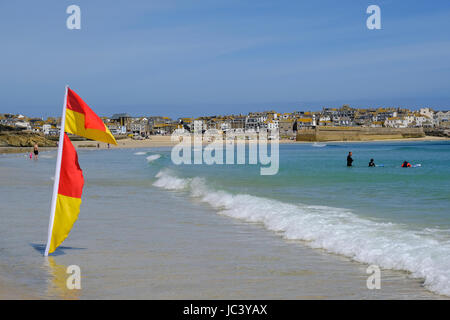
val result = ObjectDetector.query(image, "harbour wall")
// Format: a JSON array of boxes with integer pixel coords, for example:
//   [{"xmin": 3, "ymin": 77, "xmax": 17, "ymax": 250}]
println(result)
[{"xmin": 296, "ymin": 127, "xmax": 425, "ymax": 142}]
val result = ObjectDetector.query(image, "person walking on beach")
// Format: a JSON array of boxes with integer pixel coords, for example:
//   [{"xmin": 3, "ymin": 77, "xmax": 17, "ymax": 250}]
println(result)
[
  {"xmin": 347, "ymin": 152, "xmax": 353, "ymax": 167},
  {"xmin": 33, "ymin": 144, "xmax": 39, "ymax": 160},
  {"xmin": 368, "ymin": 159, "xmax": 375, "ymax": 167}
]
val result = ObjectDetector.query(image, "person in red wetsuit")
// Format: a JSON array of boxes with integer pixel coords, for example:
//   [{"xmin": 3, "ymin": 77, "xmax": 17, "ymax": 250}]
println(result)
[{"xmin": 401, "ymin": 161, "xmax": 412, "ymax": 168}]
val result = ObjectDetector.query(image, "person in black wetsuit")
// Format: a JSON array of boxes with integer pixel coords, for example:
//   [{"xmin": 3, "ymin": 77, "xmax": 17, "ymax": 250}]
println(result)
[
  {"xmin": 368, "ymin": 159, "xmax": 375, "ymax": 167},
  {"xmin": 347, "ymin": 152, "xmax": 353, "ymax": 167}
]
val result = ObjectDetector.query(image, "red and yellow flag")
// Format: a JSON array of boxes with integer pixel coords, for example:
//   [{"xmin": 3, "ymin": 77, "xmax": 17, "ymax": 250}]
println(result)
[
  {"xmin": 65, "ymin": 88, "xmax": 117, "ymax": 145},
  {"xmin": 47, "ymin": 133, "xmax": 84, "ymax": 254},
  {"xmin": 45, "ymin": 87, "xmax": 116, "ymax": 256}
]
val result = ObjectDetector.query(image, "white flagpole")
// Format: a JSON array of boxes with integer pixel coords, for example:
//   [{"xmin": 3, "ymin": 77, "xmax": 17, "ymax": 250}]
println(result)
[{"xmin": 44, "ymin": 85, "xmax": 69, "ymax": 256}]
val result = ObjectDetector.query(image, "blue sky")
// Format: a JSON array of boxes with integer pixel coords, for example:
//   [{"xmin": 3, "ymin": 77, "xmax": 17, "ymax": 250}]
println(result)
[{"xmin": 1, "ymin": 0, "xmax": 450, "ymax": 118}]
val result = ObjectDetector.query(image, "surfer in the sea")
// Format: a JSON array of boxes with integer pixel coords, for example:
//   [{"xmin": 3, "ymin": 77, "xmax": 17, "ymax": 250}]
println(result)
[
  {"xmin": 347, "ymin": 152, "xmax": 353, "ymax": 167},
  {"xmin": 401, "ymin": 161, "xmax": 412, "ymax": 168}
]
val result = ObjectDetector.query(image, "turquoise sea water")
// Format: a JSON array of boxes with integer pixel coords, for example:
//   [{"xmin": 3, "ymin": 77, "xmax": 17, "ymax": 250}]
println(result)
[
  {"xmin": 153, "ymin": 141, "xmax": 450, "ymax": 296},
  {"xmin": 166, "ymin": 141, "xmax": 450, "ymax": 229},
  {"xmin": 0, "ymin": 141, "xmax": 449, "ymax": 298}
]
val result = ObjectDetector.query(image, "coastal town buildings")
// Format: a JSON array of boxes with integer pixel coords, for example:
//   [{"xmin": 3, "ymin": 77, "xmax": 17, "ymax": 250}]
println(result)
[
  {"xmin": 111, "ymin": 113, "xmax": 132, "ymax": 130},
  {"xmin": 1, "ymin": 105, "xmax": 449, "ymax": 139},
  {"xmin": 435, "ymin": 111, "xmax": 450, "ymax": 127}
]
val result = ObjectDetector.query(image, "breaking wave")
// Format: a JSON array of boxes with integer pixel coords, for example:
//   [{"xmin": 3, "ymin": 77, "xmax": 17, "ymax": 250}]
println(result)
[
  {"xmin": 146, "ymin": 154, "xmax": 161, "ymax": 162},
  {"xmin": 312, "ymin": 143, "xmax": 327, "ymax": 148},
  {"xmin": 152, "ymin": 169, "xmax": 450, "ymax": 296}
]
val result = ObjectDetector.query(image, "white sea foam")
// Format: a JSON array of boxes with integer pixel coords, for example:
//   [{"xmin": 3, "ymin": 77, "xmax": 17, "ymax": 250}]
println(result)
[
  {"xmin": 134, "ymin": 151, "xmax": 147, "ymax": 155},
  {"xmin": 153, "ymin": 170, "xmax": 188, "ymax": 190},
  {"xmin": 312, "ymin": 143, "xmax": 327, "ymax": 147},
  {"xmin": 153, "ymin": 169, "xmax": 450, "ymax": 296},
  {"xmin": 146, "ymin": 154, "xmax": 161, "ymax": 162}
]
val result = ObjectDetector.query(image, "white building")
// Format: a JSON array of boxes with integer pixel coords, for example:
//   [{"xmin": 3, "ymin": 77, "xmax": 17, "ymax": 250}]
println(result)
[
  {"xmin": 42, "ymin": 124, "xmax": 51, "ymax": 135},
  {"xmin": 107, "ymin": 124, "xmax": 126, "ymax": 135},
  {"xmin": 384, "ymin": 117, "xmax": 408, "ymax": 128},
  {"xmin": 193, "ymin": 120, "xmax": 206, "ymax": 133},
  {"xmin": 220, "ymin": 121, "xmax": 232, "ymax": 132},
  {"xmin": 267, "ymin": 120, "xmax": 279, "ymax": 130},
  {"xmin": 405, "ymin": 114, "xmax": 433, "ymax": 127},
  {"xmin": 319, "ymin": 115, "xmax": 331, "ymax": 122},
  {"xmin": 435, "ymin": 111, "xmax": 450, "ymax": 127},
  {"xmin": 419, "ymin": 108, "xmax": 434, "ymax": 119},
  {"xmin": 15, "ymin": 121, "xmax": 31, "ymax": 130}
]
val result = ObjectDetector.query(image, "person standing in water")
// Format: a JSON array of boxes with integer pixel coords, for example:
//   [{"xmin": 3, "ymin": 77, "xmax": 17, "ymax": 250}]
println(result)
[
  {"xmin": 347, "ymin": 152, "xmax": 353, "ymax": 167},
  {"xmin": 368, "ymin": 159, "xmax": 375, "ymax": 167},
  {"xmin": 33, "ymin": 144, "xmax": 39, "ymax": 160}
]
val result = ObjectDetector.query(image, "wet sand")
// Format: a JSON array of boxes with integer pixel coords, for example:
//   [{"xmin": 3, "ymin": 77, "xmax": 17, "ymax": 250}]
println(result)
[{"xmin": 0, "ymin": 275, "xmax": 37, "ymax": 299}]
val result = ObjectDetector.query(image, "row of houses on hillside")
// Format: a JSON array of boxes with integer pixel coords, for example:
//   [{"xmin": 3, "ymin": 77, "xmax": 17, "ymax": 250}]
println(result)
[
  {"xmin": 0, "ymin": 113, "xmax": 60, "ymax": 135},
  {"xmin": 2, "ymin": 106, "xmax": 449, "ymax": 139}
]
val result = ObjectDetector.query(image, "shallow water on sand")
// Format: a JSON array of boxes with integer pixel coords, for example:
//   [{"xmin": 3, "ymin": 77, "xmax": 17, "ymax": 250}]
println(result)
[{"xmin": 0, "ymin": 141, "xmax": 448, "ymax": 299}]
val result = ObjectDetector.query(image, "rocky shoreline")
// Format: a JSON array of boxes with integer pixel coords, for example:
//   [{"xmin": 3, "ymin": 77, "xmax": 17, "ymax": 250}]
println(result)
[{"xmin": 0, "ymin": 124, "xmax": 57, "ymax": 148}]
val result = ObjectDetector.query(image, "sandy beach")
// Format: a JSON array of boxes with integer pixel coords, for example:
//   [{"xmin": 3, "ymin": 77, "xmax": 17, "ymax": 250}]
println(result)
[
  {"xmin": 74, "ymin": 135, "xmax": 450, "ymax": 148},
  {"xmin": 2, "ymin": 140, "xmax": 449, "ymax": 299},
  {"xmin": 0, "ymin": 135, "xmax": 448, "ymax": 154},
  {"xmin": 0, "ymin": 276, "xmax": 37, "ymax": 300}
]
